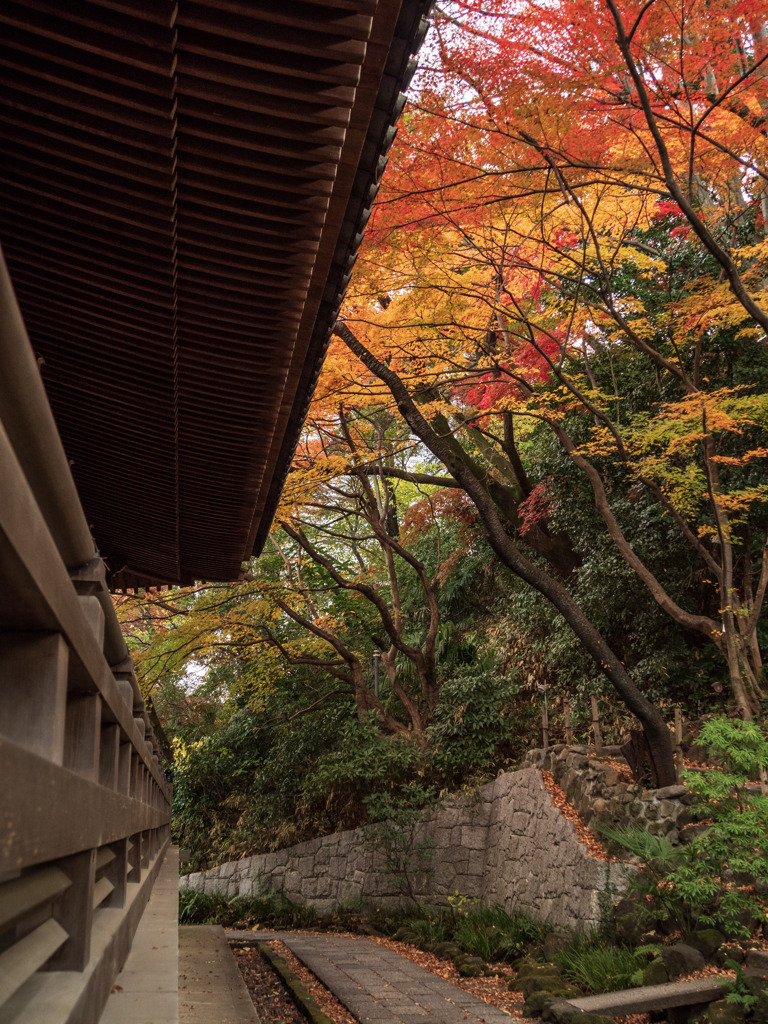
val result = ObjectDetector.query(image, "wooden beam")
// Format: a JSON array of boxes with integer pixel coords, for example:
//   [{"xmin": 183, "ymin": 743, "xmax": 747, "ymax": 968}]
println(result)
[
  {"xmin": 0, "ymin": 417, "xmax": 168, "ymax": 791},
  {"xmin": 63, "ymin": 694, "xmax": 101, "ymax": 781},
  {"xmin": 0, "ymin": 632, "xmax": 68, "ymax": 762},
  {"xmin": 0, "ymin": 739, "xmax": 168, "ymax": 872}
]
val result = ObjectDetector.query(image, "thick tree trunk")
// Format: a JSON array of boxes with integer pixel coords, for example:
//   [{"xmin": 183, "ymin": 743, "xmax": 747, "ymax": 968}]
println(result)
[{"xmin": 336, "ymin": 321, "xmax": 678, "ymax": 786}]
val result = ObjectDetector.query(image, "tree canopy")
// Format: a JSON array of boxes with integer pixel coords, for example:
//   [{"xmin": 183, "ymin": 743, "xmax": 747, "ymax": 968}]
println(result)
[{"xmin": 118, "ymin": 0, "xmax": 768, "ymax": 862}]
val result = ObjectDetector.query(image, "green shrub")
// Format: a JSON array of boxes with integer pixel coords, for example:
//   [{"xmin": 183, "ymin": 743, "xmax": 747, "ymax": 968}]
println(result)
[
  {"xmin": 399, "ymin": 911, "xmax": 452, "ymax": 948},
  {"xmin": 178, "ymin": 886, "xmax": 318, "ymax": 929},
  {"xmin": 554, "ymin": 936, "xmax": 646, "ymax": 993},
  {"xmin": 600, "ymin": 716, "xmax": 768, "ymax": 937},
  {"xmin": 454, "ymin": 905, "xmax": 549, "ymax": 961},
  {"xmin": 178, "ymin": 888, "xmax": 231, "ymax": 924}
]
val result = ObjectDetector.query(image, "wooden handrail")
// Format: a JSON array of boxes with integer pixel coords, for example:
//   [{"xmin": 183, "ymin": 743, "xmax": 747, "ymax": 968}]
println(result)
[{"xmin": 0, "ymin": 254, "xmax": 173, "ymax": 1023}]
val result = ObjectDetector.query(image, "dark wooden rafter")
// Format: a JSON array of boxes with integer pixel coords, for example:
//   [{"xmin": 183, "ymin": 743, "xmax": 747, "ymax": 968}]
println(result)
[{"xmin": 0, "ymin": 0, "xmax": 431, "ymax": 588}]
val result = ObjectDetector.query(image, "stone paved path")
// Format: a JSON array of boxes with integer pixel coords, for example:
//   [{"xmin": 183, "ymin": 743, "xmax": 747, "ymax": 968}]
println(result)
[{"xmin": 228, "ymin": 931, "xmax": 515, "ymax": 1024}]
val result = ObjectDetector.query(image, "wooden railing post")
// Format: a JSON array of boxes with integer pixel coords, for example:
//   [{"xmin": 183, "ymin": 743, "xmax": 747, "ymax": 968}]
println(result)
[
  {"xmin": 0, "ymin": 633, "xmax": 68, "ymax": 761},
  {"xmin": 99, "ymin": 724, "xmax": 120, "ymax": 789},
  {"xmin": 128, "ymin": 832, "xmax": 143, "ymax": 884},
  {"xmin": 64, "ymin": 693, "xmax": 102, "ymax": 780},
  {"xmin": 50, "ymin": 849, "xmax": 96, "ymax": 970},
  {"xmin": 104, "ymin": 838, "xmax": 129, "ymax": 909}
]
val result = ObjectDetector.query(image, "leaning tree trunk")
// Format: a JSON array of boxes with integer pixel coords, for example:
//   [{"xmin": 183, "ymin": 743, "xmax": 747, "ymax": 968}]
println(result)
[{"xmin": 336, "ymin": 321, "xmax": 678, "ymax": 786}]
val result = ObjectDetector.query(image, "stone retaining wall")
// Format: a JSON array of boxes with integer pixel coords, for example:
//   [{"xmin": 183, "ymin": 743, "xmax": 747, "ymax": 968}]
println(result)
[
  {"xmin": 182, "ymin": 758, "xmax": 682, "ymax": 929},
  {"xmin": 182, "ymin": 756, "xmax": 695, "ymax": 929},
  {"xmin": 531, "ymin": 744, "xmax": 696, "ymax": 842}
]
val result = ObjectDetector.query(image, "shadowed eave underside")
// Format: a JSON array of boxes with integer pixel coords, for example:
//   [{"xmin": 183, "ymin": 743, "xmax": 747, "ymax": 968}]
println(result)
[{"xmin": 0, "ymin": 0, "xmax": 429, "ymax": 588}]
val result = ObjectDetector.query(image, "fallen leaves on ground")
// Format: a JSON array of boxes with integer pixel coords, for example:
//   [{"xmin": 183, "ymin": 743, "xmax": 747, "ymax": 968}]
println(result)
[
  {"xmin": 370, "ymin": 935, "xmax": 527, "ymax": 1018},
  {"xmin": 680, "ymin": 966, "xmax": 735, "ymax": 981},
  {"xmin": 271, "ymin": 939, "xmax": 357, "ymax": 1024},
  {"xmin": 540, "ymin": 770, "xmax": 613, "ymax": 861},
  {"xmin": 233, "ymin": 945, "xmax": 307, "ymax": 1024}
]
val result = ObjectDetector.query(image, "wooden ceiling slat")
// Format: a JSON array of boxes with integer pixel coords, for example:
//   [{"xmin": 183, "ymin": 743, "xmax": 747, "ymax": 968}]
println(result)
[
  {"xmin": 176, "ymin": 71, "xmax": 356, "ymax": 115},
  {"xmin": 7, "ymin": 263, "xmax": 175, "ymax": 319},
  {"xmin": 0, "ymin": 0, "xmax": 429, "ymax": 586},
  {"xmin": 177, "ymin": 5, "xmax": 369, "ymax": 61},
  {"xmin": 2, "ymin": 147, "xmax": 173, "ymax": 213},
  {"xmin": 0, "ymin": 133, "xmax": 175, "ymax": 191},
  {"xmin": 2, "ymin": 1, "xmax": 176, "ymax": 72},
  {"xmin": 5, "ymin": 242, "xmax": 174, "ymax": 304},
  {"xmin": 0, "ymin": 46, "xmax": 174, "ymax": 113},
  {"xmin": 13, "ymin": 291, "xmax": 177, "ymax": 344},
  {"xmin": 178, "ymin": 35, "xmax": 362, "ymax": 88},
  {"xmin": 178, "ymin": 134, "xmax": 339, "ymax": 182},
  {"xmin": 0, "ymin": 101, "xmax": 175, "ymax": 161},
  {"xmin": 0, "ymin": 69, "xmax": 175, "ymax": 137},
  {"xmin": 183, "ymin": 0, "xmax": 374, "ymax": 40},
  {"xmin": 0, "ymin": 176, "xmax": 174, "ymax": 236}
]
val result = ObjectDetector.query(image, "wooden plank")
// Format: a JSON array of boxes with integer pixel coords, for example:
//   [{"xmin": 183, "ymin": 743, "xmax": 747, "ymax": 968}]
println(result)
[
  {"xmin": 0, "ymin": 866, "xmax": 71, "ymax": 931},
  {"xmin": 99, "ymin": 724, "xmax": 120, "ymax": 790},
  {"xmin": 103, "ymin": 838, "xmax": 128, "ymax": 909},
  {"xmin": 63, "ymin": 694, "xmax": 101, "ymax": 781},
  {"xmin": 0, "ymin": 917, "xmax": 68, "ymax": 1007},
  {"xmin": 0, "ymin": 632, "xmax": 68, "ymax": 762},
  {"xmin": 1, "ymin": 841, "xmax": 171, "ymax": 1024},
  {"xmin": 50, "ymin": 849, "xmax": 96, "ymax": 971},
  {"xmin": 0, "ymin": 420, "xmax": 168, "ymax": 792},
  {"xmin": 0, "ymin": 739, "xmax": 169, "ymax": 872},
  {"xmin": 92, "ymin": 876, "xmax": 114, "ymax": 910},
  {"xmin": 77, "ymin": 596, "xmax": 105, "ymax": 652},
  {"xmin": 117, "ymin": 742, "xmax": 132, "ymax": 796}
]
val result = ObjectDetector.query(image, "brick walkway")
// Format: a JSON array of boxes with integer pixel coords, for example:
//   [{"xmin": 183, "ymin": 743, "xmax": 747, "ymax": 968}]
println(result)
[{"xmin": 228, "ymin": 931, "xmax": 516, "ymax": 1024}]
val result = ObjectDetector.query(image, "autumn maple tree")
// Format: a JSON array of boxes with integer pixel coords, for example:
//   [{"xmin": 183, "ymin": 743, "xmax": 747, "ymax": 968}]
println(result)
[
  {"xmin": 325, "ymin": 0, "xmax": 768, "ymax": 785},
  {"xmin": 118, "ymin": 404, "xmax": 477, "ymax": 743}
]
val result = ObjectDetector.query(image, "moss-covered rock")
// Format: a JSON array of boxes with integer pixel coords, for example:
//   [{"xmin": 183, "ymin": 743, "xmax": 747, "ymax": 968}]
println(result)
[
  {"xmin": 696, "ymin": 999, "xmax": 745, "ymax": 1024},
  {"xmin": 543, "ymin": 932, "xmax": 572, "ymax": 960},
  {"xmin": 686, "ymin": 929, "xmax": 726, "ymax": 960},
  {"xmin": 431, "ymin": 941, "xmax": 462, "ymax": 960},
  {"xmin": 523, "ymin": 988, "xmax": 581, "ymax": 1019},
  {"xmin": 510, "ymin": 963, "xmax": 563, "ymax": 996},
  {"xmin": 660, "ymin": 943, "xmax": 706, "ymax": 979},
  {"xmin": 642, "ymin": 960, "xmax": 670, "ymax": 986},
  {"xmin": 455, "ymin": 955, "xmax": 486, "ymax": 977},
  {"xmin": 612, "ymin": 897, "xmax": 653, "ymax": 945}
]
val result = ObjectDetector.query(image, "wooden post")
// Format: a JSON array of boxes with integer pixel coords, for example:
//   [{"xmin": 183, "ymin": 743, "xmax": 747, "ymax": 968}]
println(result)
[
  {"xmin": 117, "ymin": 741, "xmax": 132, "ymax": 795},
  {"xmin": 590, "ymin": 696, "xmax": 603, "ymax": 754},
  {"xmin": 0, "ymin": 633, "xmax": 68, "ymax": 763},
  {"xmin": 64, "ymin": 694, "xmax": 102, "ymax": 781},
  {"xmin": 78, "ymin": 595, "xmax": 105, "ymax": 651},
  {"xmin": 50, "ymin": 849, "xmax": 96, "ymax": 970},
  {"xmin": 105, "ymin": 838, "xmax": 128, "ymax": 908},
  {"xmin": 674, "ymin": 707, "xmax": 684, "ymax": 782},
  {"xmin": 99, "ymin": 724, "xmax": 120, "ymax": 789},
  {"xmin": 564, "ymin": 701, "xmax": 573, "ymax": 745},
  {"xmin": 128, "ymin": 833, "xmax": 142, "ymax": 884},
  {"xmin": 542, "ymin": 699, "xmax": 549, "ymax": 751}
]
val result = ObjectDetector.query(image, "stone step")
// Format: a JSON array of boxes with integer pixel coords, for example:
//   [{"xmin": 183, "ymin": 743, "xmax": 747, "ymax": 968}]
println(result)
[{"xmin": 567, "ymin": 977, "xmax": 729, "ymax": 1016}]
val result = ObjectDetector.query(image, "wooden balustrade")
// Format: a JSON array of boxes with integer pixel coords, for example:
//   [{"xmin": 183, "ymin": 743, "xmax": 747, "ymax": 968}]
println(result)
[{"xmin": 0, "ymin": 262, "xmax": 173, "ymax": 1023}]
